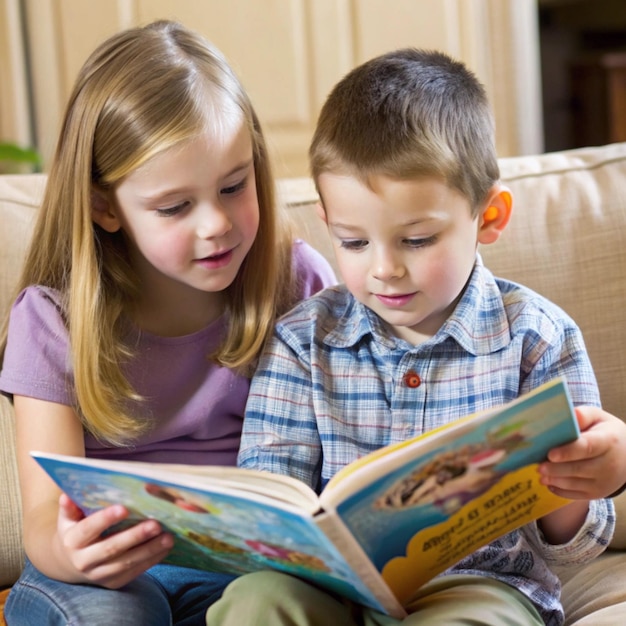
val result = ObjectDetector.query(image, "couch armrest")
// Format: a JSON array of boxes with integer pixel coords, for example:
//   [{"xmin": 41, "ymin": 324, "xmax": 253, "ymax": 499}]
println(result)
[
  {"xmin": 608, "ymin": 491, "xmax": 626, "ymax": 551},
  {"xmin": 0, "ymin": 394, "xmax": 23, "ymax": 587}
]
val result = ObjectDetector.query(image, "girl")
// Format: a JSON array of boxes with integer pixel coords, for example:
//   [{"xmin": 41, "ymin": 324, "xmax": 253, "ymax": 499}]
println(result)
[{"xmin": 0, "ymin": 20, "xmax": 335, "ymax": 626}]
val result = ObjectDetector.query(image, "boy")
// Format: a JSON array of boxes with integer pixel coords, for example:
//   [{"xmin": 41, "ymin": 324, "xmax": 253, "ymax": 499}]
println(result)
[{"xmin": 207, "ymin": 49, "xmax": 619, "ymax": 626}]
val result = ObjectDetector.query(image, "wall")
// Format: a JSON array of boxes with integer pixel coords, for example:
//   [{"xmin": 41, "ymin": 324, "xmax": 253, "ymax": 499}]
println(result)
[
  {"xmin": 0, "ymin": 0, "xmax": 32, "ymax": 148},
  {"xmin": 1, "ymin": 0, "xmax": 543, "ymax": 177}
]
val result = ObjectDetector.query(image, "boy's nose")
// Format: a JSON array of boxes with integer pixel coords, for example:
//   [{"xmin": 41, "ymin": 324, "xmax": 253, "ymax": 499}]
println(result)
[{"xmin": 372, "ymin": 251, "xmax": 404, "ymax": 281}]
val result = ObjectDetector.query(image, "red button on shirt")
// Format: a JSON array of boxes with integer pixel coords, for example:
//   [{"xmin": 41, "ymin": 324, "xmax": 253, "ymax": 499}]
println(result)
[{"xmin": 403, "ymin": 371, "xmax": 421, "ymax": 388}]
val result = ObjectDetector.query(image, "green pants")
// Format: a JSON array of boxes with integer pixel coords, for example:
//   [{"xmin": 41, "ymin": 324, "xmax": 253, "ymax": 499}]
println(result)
[{"xmin": 205, "ymin": 572, "xmax": 545, "ymax": 626}]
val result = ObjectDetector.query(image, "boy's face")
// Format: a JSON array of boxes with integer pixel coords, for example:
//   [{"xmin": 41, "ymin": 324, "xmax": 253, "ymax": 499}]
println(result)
[{"xmin": 317, "ymin": 173, "xmax": 482, "ymax": 344}]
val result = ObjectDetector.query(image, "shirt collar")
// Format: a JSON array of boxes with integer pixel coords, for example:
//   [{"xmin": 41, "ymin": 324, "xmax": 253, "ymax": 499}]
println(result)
[
  {"xmin": 324, "ymin": 255, "xmax": 512, "ymax": 355},
  {"xmin": 441, "ymin": 254, "xmax": 512, "ymax": 355}
]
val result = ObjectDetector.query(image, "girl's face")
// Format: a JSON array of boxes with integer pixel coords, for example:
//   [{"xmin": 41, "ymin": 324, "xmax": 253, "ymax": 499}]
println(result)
[{"xmin": 96, "ymin": 120, "xmax": 260, "ymax": 332}]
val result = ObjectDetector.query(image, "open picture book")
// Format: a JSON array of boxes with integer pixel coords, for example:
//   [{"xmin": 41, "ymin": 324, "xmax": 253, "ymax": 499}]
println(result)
[{"xmin": 33, "ymin": 377, "xmax": 578, "ymax": 618}]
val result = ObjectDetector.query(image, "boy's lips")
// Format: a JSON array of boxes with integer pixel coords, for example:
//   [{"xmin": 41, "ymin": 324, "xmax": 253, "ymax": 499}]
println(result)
[{"xmin": 375, "ymin": 292, "xmax": 416, "ymax": 307}]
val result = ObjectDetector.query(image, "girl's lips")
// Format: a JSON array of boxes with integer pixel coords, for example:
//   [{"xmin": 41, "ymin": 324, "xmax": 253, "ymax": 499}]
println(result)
[
  {"xmin": 375, "ymin": 292, "xmax": 416, "ymax": 307},
  {"xmin": 194, "ymin": 248, "xmax": 234, "ymax": 269}
]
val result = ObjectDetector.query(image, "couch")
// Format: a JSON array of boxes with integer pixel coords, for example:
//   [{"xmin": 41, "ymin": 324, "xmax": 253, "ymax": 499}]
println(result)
[{"xmin": 1, "ymin": 142, "xmax": 626, "ymax": 623}]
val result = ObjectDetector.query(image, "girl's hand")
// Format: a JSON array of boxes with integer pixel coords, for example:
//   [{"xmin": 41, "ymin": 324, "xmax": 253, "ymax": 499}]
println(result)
[
  {"xmin": 14, "ymin": 395, "xmax": 173, "ymax": 585},
  {"xmin": 57, "ymin": 493, "xmax": 174, "ymax": 588},
  {"xmin": 538, "ymin": 406, "xmax": 626, "ymax": 500}
]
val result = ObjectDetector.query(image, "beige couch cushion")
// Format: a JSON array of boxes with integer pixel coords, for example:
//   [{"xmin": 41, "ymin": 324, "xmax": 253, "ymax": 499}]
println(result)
[
  {"xmin": 559, "ymin": 550, "xmax": 626, "ymax": 625},
  {"xmin": 490, "ymin": 144, "xmax": 626, "ymax": 419},
  {"xmin": 0, "ymin": 174, "xmax": 45, "ymax": 320},
  {"xmin": 0, "ymin": 395, "xmax": 21, "ymax": 588},
  {"xmin": 0, "ymin": 175, "xmax": 45, "ymax": 587}
]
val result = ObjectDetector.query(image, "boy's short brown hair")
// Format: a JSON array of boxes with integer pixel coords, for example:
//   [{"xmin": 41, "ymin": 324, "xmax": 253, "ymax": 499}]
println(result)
[{"xmin": 309, "ymin": 48, "xmax": 500, "ymax": 214}]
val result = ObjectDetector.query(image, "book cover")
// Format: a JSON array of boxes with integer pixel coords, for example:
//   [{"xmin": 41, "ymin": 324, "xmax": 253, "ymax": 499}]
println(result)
[
  {"xmin": 33, "ymin": 453, "xmax": 391, "ymax": 613},
  {"xmin": 322, "ymin": 378, "xmax": 578, "ymax": 604}
]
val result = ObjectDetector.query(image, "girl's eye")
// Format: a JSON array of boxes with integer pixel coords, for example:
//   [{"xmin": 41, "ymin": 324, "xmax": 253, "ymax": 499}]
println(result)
[
  {"xmin": 155, "ymin": 202, "xmax": 189, "ymax": 217},
  {"xmin": 221, "ymin": 179, "xmax": 247, "ymax": 195},
  {"xmin": 405, "ymin": 235, "xmax": 437, "ymax": 248},
  {"xmin": 339, "ymin": 239, "xmax": 368, "ymax": 251}
]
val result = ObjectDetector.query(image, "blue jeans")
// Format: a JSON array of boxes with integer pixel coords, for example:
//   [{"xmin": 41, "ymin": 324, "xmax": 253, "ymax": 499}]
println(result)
[{"xmin": 5, "ymin": 558, "xmax": 236, "ymax": 625}]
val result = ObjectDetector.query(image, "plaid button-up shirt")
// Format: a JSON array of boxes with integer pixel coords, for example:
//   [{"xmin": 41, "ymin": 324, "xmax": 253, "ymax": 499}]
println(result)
[{"xmin": 239, "ymin": 256, "xmax": 614, "ymax": 625}]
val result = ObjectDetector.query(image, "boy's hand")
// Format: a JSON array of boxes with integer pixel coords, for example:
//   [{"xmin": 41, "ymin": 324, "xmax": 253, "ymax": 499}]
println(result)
[
  {"xmin": 538, "ymin": 406, "xmax": 626, "ymax": 500},
  {"xmin": 57, "ymin": 493, "xmax": 174, "ymax": 588}
]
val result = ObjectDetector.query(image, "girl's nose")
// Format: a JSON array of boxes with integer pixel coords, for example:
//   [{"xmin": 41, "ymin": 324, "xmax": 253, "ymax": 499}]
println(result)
[{"xmin": 196, "ymin": 204, "xmax": 232, "ymax": 239}]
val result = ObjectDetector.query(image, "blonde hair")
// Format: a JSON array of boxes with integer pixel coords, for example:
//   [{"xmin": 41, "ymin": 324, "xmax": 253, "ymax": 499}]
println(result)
[
  {"xmin": 0, "ymin": 20, "xmax": 295, "ymax": 444},
  {"xmin": 310, "ymin": 49, "xmax": 499, "ymax": 214}
]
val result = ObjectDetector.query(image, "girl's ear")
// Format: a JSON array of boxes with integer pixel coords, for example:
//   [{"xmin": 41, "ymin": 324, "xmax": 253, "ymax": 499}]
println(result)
[
  {"xmin": 315, "ymin": 201, "xmax": 328, "ymax": 225},
  {"xmin": 477, "ymin": 185, "xmax": 512, "ymax": 245},
  {"xmin": 91, "ymin": 187, "xmax": 121, "ymax": 233}
]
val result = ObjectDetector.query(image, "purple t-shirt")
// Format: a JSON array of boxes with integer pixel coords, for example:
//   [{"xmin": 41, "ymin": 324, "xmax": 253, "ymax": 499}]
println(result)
[{"xmin": 0, "ymin": 240, "xmax": 336, "ymax": 466}]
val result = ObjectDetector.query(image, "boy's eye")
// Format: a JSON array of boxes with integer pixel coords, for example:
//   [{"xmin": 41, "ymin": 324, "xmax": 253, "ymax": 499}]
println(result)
[
  {"xmin": 221, "ymin": 179, "xmax": 247, "ymax": 195},
  {"xmin": 155, "ymin": 201, "xmax": 189, "ymax": 217},
  {"xmin": 405, "ymin": 235, "xmax": 437, "ymax": 248},
  {"xmin": 339, "ymin": 239, "xmax": 368, "ymax": 251}
]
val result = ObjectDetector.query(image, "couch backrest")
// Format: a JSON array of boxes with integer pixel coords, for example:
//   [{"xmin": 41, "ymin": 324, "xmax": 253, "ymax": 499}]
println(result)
[
  {"xmin": 0, "ymin": 175, "xmax": 45, "ymax": 586},
  {"xmin": 0, "ymin": 175, "xmax": 46, "ymax": 321},
  {"xmin": 488, "ymin": 143, "xmax": 626, "ymax": 418},
  {"xmin": 0, "ymin": 144, "xmax": 625, "ymax": 417}
]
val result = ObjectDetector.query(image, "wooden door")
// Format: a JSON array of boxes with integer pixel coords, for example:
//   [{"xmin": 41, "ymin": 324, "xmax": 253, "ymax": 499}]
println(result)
[{"xmin": 19, "ymin": 0, "xmax": 543, "ymax": 177}]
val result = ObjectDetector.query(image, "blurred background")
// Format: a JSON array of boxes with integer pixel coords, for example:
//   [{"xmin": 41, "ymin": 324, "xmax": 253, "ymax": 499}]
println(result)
[{"xmin": 1, "ymin": 0, "xmax": 625, "ymax": 177}]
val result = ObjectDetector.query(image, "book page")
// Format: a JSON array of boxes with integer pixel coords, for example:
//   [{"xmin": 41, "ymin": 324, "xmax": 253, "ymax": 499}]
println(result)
[
  {"xmin": 32, "ymin": 451, "xmax": 392, "ymax": 614},
  {"xmin": 32, "ymin": 453, "xmax": 320, "ymax": 511},
  {"xmin": 315, "ymin": 511, "xmax": 407, "ymax": 618}
]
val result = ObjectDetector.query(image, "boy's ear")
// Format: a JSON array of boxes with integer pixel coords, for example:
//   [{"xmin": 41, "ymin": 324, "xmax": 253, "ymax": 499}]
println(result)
[
  {"xmin": 91, "ymin": 186, "xmax": 121, "ymax": 233},
  {"xmin": 477, "ymin": 185, "xmax": 512, "ymax": 245},
  {"xmin": 315, "ymin": 201, "xmax": 328, "ymax": 225}
]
